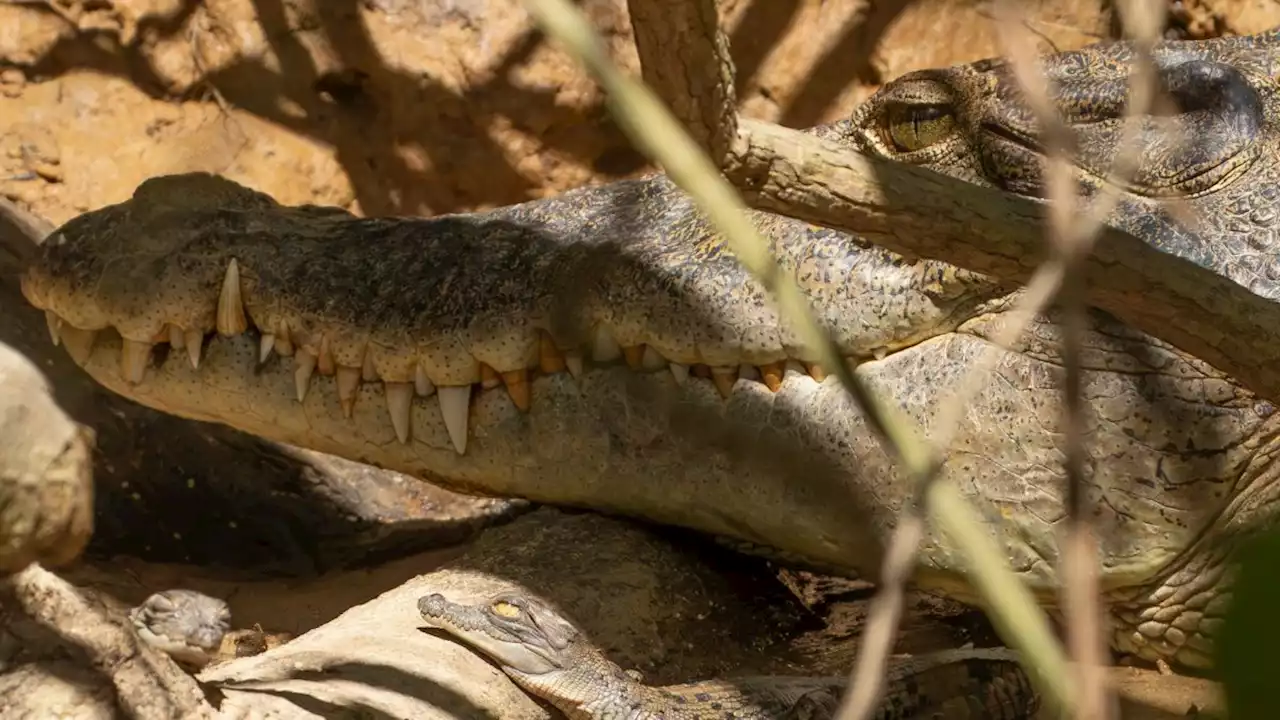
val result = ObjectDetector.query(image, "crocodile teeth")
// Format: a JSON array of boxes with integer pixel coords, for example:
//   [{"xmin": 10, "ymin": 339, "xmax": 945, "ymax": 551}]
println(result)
[
  {"xmin": 275, "ymin": 321, "xmax": 294, "ymax": 356},
  {"xmin": 45, "ymin": 311, "xmax": 61, "ymax": 346},
  {"xmin": 385, "ymin": 382, "xmax": 413, "ymax": 444},
  {"xmin": 784, "ymin": 359, "xmax": 806, "ymax": 378},
  {"xmin": 591, "ymin": 326, "xmax": 621, "ymax": 362},
  {"xmin": 539, "ymin": 333, "xmax": 566, "ymax": 374},
  {"xmin": 759, "ymin": 362, "xmax": 783, "ymax": 392},
  {"xmin": 502, "ymin": 369, "xmax": 530, "ymax": 411},
  {"xmin": 641, "ymin": 346, "xmax": 666, "ymax": 370},
  {"xmin": 415, "ymin": 364, "xmax": 436, "ymax": 396},
  {"xmin": 121, "ymin": 339, "xmax": 153, "ymax": 384},
  {"xmin": 294, "ymin": 350, "xmax": 317, "ymax": 402},
  {"xmin": 361, "ymin": 352, "xmax": 378, "ymax": 382},
  {"xmin": 564, "ymin": 351, "xmax": 584, "ymax": 379},
  {"xmin": 317, "ymin": 335, "xmax": 335, "ymax": 376},
  {"xmin": 622, "ymin": 344, "xmax": 644, "ymax": 370},
  {"xmin": 804, "ymin": 361, "xmax": 827, "ymax": 382},
  {"xmin": 216, "ymin": 259, "xmax": 248, "ymax": 336},
  {"xmin": 336, "ymin": 365, "xmax": 361, "ymax": 418},
  {"xmin": 711, "ymin": 366, "xmax": 737, "ymax": 398},
  {"xmin": 438, "ymin": 385, "xmax": 471, "ymax": 454},
  {"xmin": 479, "ymin": 363, "xmax": 501, "ymax": 389},
  {"xmin": 184, "ymin": 330, "xmax": 204, "ymax": 369},
  {"xmin": 669, "ymin": 362, "xmax": 688, "ymax": 385},
  {"xmin": 168, "ymin": 325, "xmax": 186, "ymax": 350},
  {"xmin": 259, "ymin": 334, "xmax": 275, "ymax": 363},
  {"xmin": 60, "ymin": 326, "xmax": 96, "ymax": 364}
]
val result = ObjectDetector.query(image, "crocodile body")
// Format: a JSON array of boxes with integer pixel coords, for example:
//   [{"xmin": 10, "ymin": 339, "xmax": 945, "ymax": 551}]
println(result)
[
  {"xmin": 417, "ymin": 591, "xmax": 1038, "ymax": 719},
  {"xmin": 20, "ymin": 31, "xmax": 1280, "ymax": 668}
]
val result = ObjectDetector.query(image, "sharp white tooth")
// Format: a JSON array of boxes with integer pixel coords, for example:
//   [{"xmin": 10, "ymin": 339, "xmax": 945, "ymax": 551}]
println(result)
[
  {"xmin": 120, "ymin": 339, "xmax": 152, "ymax": 384},
  {"xmin": 564, "ymin": 351, "xmax": 584, "ymax": 379},
  {"xmin": 216, "ymin": 258, "xmax": 249, "ymax": 336},
  {"xmin": 591, "ymin": 326, "xmax": 621, "ymax": 362},
  {"xmin": 385, "ymin": 382, "xmax": 413, "ymax": 444},
  {"xmin": 275, "ymin": 321, "xmax": 294, "ymax": 356},
  {"xmin": 336, "ymin": 366, "xmax": 361, "ymax": 418},
  {"xmin": 415, "ymin": 364, "xmax": 436, "ymax": 396},
  {"xmin": 437, "ymin": 385, "xmax": 471, "ymax": 455},
  {"xmin": 60, "ymin": 326, "xmax": 97, "ymax": 364},
  {"xmin": 294, "ymin": 350, "xmax": 317, "ymax": 403},
  {"xmin": 317, "ymin": 335, "xmax": 334, "ymax": 375},
  {"xmin": 873, "ymin": 348, "xmax": 887, "ymax": 361},
  {"xmin": 641, "ymin": 346, "xmax": 667, "ymax": 370},
  {"xmin": 184, "ymin": 330, "xmax": 204, "ymax": 369},
  {"xmin": 669, "ymin": 362, "xmax": 689, "ymax": 385},
  {"xmin": 169, "ymin": 325, "xmax": 186, "ymax": 349},
  {"xmin": 45, "ymin": 311, "xmax": 61, "ymax": 346},
  {"xmin": 362, "ymin": 351, "xmax": 378, "ymax": 382},
  {"xmin": 259, "ymin": 333, "xmax": 275, "ymax": 363}
]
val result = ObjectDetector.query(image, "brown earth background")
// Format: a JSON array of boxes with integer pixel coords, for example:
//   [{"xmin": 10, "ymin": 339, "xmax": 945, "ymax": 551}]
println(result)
[{"xmin": 3, "ymin": 0, "xmax": 1277, "ymax": 230}]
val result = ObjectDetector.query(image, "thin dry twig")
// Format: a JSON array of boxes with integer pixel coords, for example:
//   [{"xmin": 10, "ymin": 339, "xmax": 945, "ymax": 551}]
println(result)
[
  {"xmin": 520, "ymin": 0, "xmax": 1077, "ymax": 715},
  {"xmin": 992, "ymin": 2, "xmax": 1166, "ymax": 718}
]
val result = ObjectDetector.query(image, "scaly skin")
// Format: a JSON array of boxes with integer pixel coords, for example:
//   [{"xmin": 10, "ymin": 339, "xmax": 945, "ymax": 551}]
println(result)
[
  {"xmin": 20, "ymin": 32, "xmax": 1280, "ymax": 668},
  {"xmin": 129, "ymin": 588, "xmax": 232, "ymax": 668},
  {"xmin": 418, "ymin": 591, "xmax": 1038, "ymax": 719}
]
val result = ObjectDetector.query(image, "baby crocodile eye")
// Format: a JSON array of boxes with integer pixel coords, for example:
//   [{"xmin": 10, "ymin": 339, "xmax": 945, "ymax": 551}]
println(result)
[
  {"xmin": 492, "ymin": 601, "xmax": 522, "ymax": 618},
  {"xmin": 884, "ymin": 103, "xmax": 957, "ymax": 152}
]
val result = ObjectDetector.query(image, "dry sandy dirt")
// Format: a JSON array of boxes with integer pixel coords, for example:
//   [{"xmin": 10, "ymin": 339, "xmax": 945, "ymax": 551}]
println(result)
[{"xmin": 1, "ymin": 0, "xmax": 1277, "ymax": 718}]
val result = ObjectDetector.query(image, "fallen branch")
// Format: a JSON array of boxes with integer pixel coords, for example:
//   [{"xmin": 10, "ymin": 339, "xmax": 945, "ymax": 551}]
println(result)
[
  {"xmin": 724, "ymin": 119, "xmax": 1280, "ymax": 405},
  {"xmin": 0, "ymin": 564, "xmax": 215, "ymax": 719}
]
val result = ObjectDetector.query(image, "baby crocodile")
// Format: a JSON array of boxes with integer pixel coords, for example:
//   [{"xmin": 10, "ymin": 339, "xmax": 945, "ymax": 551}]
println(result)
[
  {"xmin": 417, "ymin": 591, "xmax": 1039, "ymax": 719},
  {"xmin": 129, "ymin": 588, "xmax": 232, "ymax": 668}
]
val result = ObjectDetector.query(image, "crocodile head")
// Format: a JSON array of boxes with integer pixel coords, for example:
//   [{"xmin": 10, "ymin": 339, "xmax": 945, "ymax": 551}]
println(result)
[
  {"xmin": 129, "ymin": 588, "xmax": 232, "ymax": 668},
  {"xmin": 21, "ymin": 31, "xmax": 1280, "ymax": 668},
  {"xmin": 417, "ymin": 592, "xmax": 583, "ymax": 677}
]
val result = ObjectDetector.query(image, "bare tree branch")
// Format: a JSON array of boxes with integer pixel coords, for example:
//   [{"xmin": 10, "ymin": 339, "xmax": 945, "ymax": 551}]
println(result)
[
  {"xmin": 724, "ymin": 119, "xmax": 1280, "ymax": 405},
  {"xmin": 0, "ymin": 565, "xmax": 216, "ymax": 718},
  {"xmin": 625, "ymin": 0, "xmax": 738, "ymax": 164}
]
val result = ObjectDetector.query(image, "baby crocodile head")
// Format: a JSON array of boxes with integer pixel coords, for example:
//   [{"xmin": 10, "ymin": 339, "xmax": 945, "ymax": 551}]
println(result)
[
  {"xmin": 129, "ymin": 588, "xmax": 232, "ymax": 668},
  {"xmin": 417, "ymin": 591, "xmax": 581, "ymax": 678}
]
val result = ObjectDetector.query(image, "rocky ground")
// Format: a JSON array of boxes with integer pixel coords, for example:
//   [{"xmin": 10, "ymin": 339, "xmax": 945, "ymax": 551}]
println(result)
[{"xmin": 0, "ymin": 0, "xmax": 1273, "ymax": 717}]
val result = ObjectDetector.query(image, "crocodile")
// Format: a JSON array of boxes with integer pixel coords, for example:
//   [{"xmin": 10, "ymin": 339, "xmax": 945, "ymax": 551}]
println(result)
[
  {"xmin": 19, "ymin": 30, "xmax": 1280, "ymax": 670},
  {"xmin": 128, "ymin": 588, "xmax": 232, "ymax": 669},
  {"xmin": 416, "ymin": 590, "xmax": 1039, "ymax": 719}
]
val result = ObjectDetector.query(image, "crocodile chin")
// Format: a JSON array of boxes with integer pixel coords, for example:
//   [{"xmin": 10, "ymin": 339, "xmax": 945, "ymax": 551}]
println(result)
[{"xmin": 22, "ymin": 30, "xmax": 1280, "ymax": 669}]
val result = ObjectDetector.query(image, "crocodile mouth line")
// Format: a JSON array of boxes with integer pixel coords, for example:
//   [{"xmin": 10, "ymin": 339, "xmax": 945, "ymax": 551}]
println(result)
[{"xmin": 27, "ymin": 257, "xmax": 894, "ymax": 456}]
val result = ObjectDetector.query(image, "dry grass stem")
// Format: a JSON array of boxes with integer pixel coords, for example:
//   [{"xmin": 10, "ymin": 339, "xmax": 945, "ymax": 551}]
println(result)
[{"xmin": 992, "ymin": 1, "xmax": 1166, "ymax": 717}]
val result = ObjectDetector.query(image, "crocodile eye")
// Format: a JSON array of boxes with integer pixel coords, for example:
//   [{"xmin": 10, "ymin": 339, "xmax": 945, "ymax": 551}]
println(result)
[
  {"xmin": 884, "ymin": 103, "xmax": 956, "ymax": 152},
  {"xmin": 492, "ymin": 601, "xmax": 522, "ymax": 618}
]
